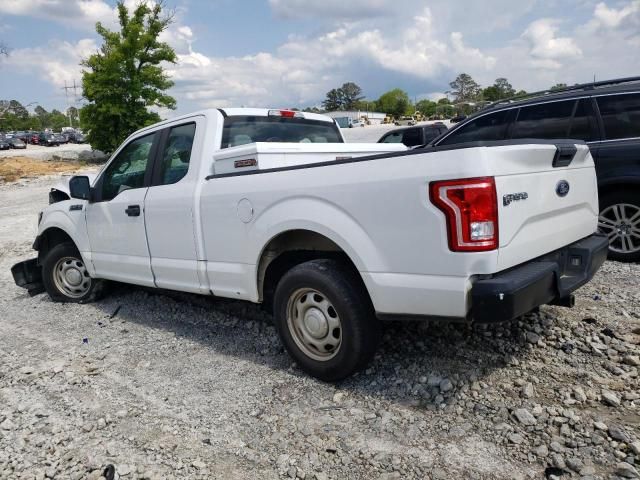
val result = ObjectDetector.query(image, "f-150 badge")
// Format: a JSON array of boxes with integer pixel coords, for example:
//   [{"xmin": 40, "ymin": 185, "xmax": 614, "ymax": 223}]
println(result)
[{"xmin": 503, "ymin": 192, "xmax": 528, "ymax": 206}]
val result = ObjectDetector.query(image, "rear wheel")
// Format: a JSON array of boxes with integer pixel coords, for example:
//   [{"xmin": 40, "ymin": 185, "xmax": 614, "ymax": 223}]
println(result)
[
  {"xmin": 42, "ymin": 242, "xmax": 105, "ymax": 303},
  {"xmin": 273, "ymin": 259, "xmax": 381, "ymax": 381},
  {"xmin": 598, "ymin": 190, "xmax": 640, "ymax": 262}
]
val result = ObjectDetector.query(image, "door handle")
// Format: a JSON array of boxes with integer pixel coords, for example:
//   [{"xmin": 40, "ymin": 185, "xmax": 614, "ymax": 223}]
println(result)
[{"xmin": 125, "ymin": 205, "xmax": 141, "ymax": 217}]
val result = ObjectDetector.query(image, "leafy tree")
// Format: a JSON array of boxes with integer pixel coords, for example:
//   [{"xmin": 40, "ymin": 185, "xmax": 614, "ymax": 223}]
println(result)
[
  {"xmin": 376, "ymin": 89, "xmax": 410, "ymax": 118},
  {"xmin": 437, "ymin": 97, "xmax": 450, "ymax": 105},
  {"xmin": 494, "ymin": 78, "xmax": 515, "ymax": 98},
  {"xmin": 550, "ymin": 83, "xmax": 567, "ymax": 91},
  {"xmin": 80, "ymin": 1, "xmax": 176, "ymax": 153},
  {"xmin": 322, "ymin": 88, "xmax": 342, "ymax": 111},
  {"xmin": 67, "ymin": 106, "xmax": 79, "ymax": 127},
  {"xmin": 449, "ymin": 73, "xmax": 480, "ymax": 103},
  {"xmin": 515, "ymin": 89, "xmax": 527, "ymax": 96},
  {"xmin": 339, "ymin": 82, "xmax": 364, "ymax": 110},
  {"xmin": 415, "ymin": 99, "xmax": 436, "ymax": 117}
]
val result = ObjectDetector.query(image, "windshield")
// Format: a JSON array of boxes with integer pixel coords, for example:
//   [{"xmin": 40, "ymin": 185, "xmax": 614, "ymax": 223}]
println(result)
[{"xmin": 221, "ymin": 115, "xmax": 343, "ymax": 149}]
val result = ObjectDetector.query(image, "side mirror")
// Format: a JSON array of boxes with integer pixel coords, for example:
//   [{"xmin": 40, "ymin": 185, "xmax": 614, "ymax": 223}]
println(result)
[{"xmin": 69, "ymin": 176, "xmax": 91, "ymax": 201}]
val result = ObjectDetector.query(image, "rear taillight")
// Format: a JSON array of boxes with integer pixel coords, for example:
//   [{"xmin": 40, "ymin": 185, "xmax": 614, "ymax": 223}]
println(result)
[{"xmin": 430, "ymin": 177, "xmax": 498, "ymax": 252}]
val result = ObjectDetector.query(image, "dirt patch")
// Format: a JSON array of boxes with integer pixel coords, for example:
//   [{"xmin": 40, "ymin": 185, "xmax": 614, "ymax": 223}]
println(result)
[{"xmin": 0, "ymin": 156, "xmax": 84, "ymax": 182}]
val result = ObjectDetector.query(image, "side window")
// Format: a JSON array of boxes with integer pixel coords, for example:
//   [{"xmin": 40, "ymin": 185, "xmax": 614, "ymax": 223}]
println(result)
[
  {"xmin": 438, "ymin": 110, "xmax": 511, "ymax": 145},
  {"xmin": 568, "ymin": 99, "xmax": 596, "ymax": 141},
  {"xmin": 157, "ymin": 123, "xmax": 196, "ymax": 185},
  {"xmin": 511, "ymin": 100, "xmax": 575, "ymax": 139},
  {"xmin": 380, "ymin": 131, "xmax": 403, "ymax": 143},
  {"xmin": 597, "ymin": 93, "xmax": 640, "ymax": 140},
  {"xmin": 101, "ymin": 133, "xmax": 155, "ymax": 201},
  {"xmin": 402, "ymin": 128, "xmax": 423, "ymax": 146}
]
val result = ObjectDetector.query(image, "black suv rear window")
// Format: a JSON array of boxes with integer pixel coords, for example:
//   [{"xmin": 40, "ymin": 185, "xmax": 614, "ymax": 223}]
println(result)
[
  {"xmin": 221, "ymin": 116, "xmax": 343, "ymax": 148},
  {"xmin": 597, "ymin": 93, "xmax": 640, "ymax": 140}
]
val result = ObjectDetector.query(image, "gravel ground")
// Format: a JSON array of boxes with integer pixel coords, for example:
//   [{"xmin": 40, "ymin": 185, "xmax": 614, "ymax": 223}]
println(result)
[{"xmin": 0, "ymin": 174, "xmax": 639, "ymax": 480}]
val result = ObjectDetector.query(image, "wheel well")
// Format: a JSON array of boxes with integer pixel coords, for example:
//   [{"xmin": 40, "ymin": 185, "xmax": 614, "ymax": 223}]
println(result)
[
  {"xmin": 36, "ymin": 227, "xmax": 76, "ymax": 263},
  {"xmin": 258, "ymin": 230, "xmax": 363, "ymax": 309}
]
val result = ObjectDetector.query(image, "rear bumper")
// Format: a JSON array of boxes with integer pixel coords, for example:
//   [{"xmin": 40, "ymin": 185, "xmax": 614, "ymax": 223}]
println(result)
[
  {"xmin": 11, "ymin": 258, "xmax": 45, "ymax": 296},
  {"xmin": 471, "ymin": 233, "xmax": 608, "ymax": 323}
]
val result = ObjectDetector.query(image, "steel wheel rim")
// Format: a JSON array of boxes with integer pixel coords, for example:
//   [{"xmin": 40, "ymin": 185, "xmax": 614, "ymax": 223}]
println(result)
[
  {"xmin": 598, "ymin": 203, "xmax": 640, "ymax": 254},
  {"xmin": 286, "ymin": 288, "xmax": 342, "ymax": 362},
  {"xmin": 52, "ymin": 256, "xmax": 91, "ymax": 298}
]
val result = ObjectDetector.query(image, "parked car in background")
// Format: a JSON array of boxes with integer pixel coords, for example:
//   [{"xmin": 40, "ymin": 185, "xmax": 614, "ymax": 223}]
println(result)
[
  {"xmin": 394, "ymin": 116, "xmax": 417, "ymax": 126},
  {"xmin": 450, "ymin": 115, "xmax": 467, "ymax": 123},
  {"xmin": 14, "ymin": 131, "xmax": 30, "ymax": 143},
  {"xmin": 8, "ymin": 137, "xmax": 27, "ymax": 149},
  {"xmin": 430, "ymin": 76, "xmax": 640, "ymax": 262},
  {"xmin": 38, "ymin": 133, "xmax": 59, "ymax": 147},
  {"xmin": 28, "ymin": 133, "xmax": 40, "ymax": 145},
  {"xmin": 68, "ymin": 132, "xmax": 86, "ymax": 143},
  {"xmin": 0, "ymin": 137, "xmax": 10, "ymax": 150},
  {"xmin": 54, "ymin": 133, "xmax": 68, "ymax": 144},
  {"xmin": 378, "ymin": 124, "xmax": 449, "ymax": 147}
]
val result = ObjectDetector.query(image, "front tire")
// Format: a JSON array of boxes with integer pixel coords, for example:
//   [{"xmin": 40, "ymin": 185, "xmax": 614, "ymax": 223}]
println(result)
[
  {"xmin": 598, "ymin": 190, "xmax": 640, "ymax": 262},
  {"xmin": 42, "ymin": 242, "xmax": 104, "ymax": 303},
  {"xmin": 273, "ymin": 259, "xmax": 381, "ymax": 381}
]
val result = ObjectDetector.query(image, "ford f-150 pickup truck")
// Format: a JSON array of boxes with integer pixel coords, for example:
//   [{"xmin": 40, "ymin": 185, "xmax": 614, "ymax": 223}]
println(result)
[{"xmin": 12, "ymin": 108, "xmax": 608, "ymax": 381}]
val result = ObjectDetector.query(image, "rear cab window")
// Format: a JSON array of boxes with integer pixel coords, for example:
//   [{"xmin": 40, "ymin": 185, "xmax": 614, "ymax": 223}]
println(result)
[
  {"xmin": 221, "ymin": 116, "xmax": 343, "ymax": 148},
  {"xmin": 596, "ymin": 93, "xmax": 640, "ymax": 140}
]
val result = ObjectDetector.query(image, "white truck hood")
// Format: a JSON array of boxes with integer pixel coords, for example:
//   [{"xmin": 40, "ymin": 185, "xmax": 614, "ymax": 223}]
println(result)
[{"xmin": 51, "ymin": 173, "xmax": 98, "ymax": 197}]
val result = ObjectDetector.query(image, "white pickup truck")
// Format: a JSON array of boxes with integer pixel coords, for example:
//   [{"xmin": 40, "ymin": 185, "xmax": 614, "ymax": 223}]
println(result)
[{"xmin": 12, "ymin": 108, "xmax": 608, "ymax": 380}]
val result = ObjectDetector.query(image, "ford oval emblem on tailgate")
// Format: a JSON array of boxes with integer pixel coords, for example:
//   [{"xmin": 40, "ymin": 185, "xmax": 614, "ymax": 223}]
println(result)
[{"xmin": 556, "ymin": 180, "xmax": 570, "ymax": 197}]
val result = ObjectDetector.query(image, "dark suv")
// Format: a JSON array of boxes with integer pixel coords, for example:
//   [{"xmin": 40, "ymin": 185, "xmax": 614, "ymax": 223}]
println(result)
[
  {"xmin": 378, "ymin": 124, "xmax": 448, "ymax": 147},
  {"xmin": 430, "ymin": 77, "xmax": 640, "ymax": 262}
]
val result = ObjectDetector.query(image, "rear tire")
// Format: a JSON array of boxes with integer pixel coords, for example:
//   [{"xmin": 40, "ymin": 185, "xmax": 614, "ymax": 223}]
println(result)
[
  {"xmin": 273, "ymin": 259, "xmax": 381, "ymax": 382},
  {"xmin": 598, "ymin": 190, "xmax": 640, "ymax": 263},
  {"xmin": 42, "ymin": 242, "xmax": 105, "ymax": 303}
]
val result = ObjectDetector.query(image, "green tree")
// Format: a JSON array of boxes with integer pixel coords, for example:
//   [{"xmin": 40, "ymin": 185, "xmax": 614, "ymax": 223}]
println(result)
[
  {"xmin": 415, "ymin": 99, "xmax": 437, "ymax": 118},
  {"xmin": 322, "ymin": 88, "xmax": 342, "ymax": 111},
  {"xmin": 550, "ymin": 83, "xmax": 567, "ymax": 91},
  {"xmin": 376, "ymin": 88, "xmax": 410, "ymax": 118},
  {"xmin": 339, "ymin": 82, "xmax": 364, "ymax": 110},
  {"xmin": 80, "ymin": 1, "xmax": 176, "ymax": 153},
  {"xmin": 449, "ymin": 73, "xmax": 480, "ymax": 103}
]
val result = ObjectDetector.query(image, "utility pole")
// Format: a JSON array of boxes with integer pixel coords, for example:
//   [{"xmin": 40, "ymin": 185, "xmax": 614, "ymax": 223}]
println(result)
[{"xmin": 62, "ymin": 80, "xmax": 80, "ymax": 128}]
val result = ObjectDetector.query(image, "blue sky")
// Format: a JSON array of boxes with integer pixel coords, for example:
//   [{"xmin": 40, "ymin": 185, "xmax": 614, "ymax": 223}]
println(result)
[{"xmin": 0, "ymin": 0, "xmax": 638, "ymax": 117}]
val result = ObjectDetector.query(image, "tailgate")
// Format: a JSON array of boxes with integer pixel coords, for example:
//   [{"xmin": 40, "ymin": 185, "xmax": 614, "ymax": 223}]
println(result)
[{"xmin": 494, "ymin": 143, "xmax": 598, "ymax": 270}]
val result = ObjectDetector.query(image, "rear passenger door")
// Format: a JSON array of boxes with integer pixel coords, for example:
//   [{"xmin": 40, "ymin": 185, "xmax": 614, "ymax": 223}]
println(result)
[
  {"xmin": 509, "ymin": 99, "xmax": 599, "ymax": 142},
  {"xmin": 591, "ymin": 93, "xmax": 640, "ymax": 184},
  {"xmin": 144, "ymin": 119, "xmax": 205, "ymax": 294}
]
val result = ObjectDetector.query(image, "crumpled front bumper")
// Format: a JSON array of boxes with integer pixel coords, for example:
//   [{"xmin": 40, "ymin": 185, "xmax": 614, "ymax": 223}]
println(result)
[
  {"xmin": 471, "ymin": 233, "xmax": 609, "ymax": 323},
  {"xmin": 11, "ymin": 258, "xmax": 44, "ymax": 296}
]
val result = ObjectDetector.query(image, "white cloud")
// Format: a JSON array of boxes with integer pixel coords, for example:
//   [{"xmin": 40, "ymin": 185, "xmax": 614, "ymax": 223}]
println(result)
[
  {"xmin": 522, "ymin": 18, "xmax": 582, "ymax": 63},
  {"xmin": 268, "ymin": 0, "xmax": 390, "ymax": 19},
  {"xmin": 3, "ymin": 38, "xmax": 97, "ymax": 105},
  {"xmin": 0, "ymin": 0, "xmax": 116, "ymax": 31},
  {"xmin": 590, "ymin": 0, "xmax": 640, "ymax": 28}
]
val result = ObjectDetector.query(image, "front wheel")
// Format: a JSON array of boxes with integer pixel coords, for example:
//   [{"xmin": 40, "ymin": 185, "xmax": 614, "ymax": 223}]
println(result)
[
  {"xmin": 42, "ymin": 242, "xmax": 105, "ymax": 303},
  {"xmin": 273, "ymin": 259, "xmax": 381, "ymax": 381},
  {"xmin": 598, "ymin": 190, "xmax": 640, "ymax": 262}
]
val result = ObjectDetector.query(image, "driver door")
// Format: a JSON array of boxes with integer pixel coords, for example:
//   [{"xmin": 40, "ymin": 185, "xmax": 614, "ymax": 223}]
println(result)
[{"xmin": 85, "ymin": 131, "xmax": 159, "ymax": 286}]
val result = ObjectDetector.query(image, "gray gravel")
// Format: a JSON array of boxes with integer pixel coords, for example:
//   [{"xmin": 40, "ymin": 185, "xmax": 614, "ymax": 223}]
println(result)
[{"xmin": 0, "ymin": 174, "xmax": 639, "ymax": 479}]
